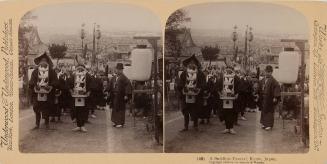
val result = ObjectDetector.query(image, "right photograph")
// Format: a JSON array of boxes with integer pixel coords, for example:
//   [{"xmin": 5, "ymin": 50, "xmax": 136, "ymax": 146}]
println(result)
[{"xmin": 164, "ymin": 2, "xmax": 309, "ymax": 153}]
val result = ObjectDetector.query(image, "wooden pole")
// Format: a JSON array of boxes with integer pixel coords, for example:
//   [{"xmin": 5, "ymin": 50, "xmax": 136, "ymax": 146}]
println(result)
[
  {"xmin": 281, "ymin": 39, "xmax": 307, "ymax": 146},
  {"xmin": 133, "ymin": 36, "xmax": 160, "ymax": 144},
  {"xmin": 295, "ymin": 41, "xmax": 306, "ymax": 146}
]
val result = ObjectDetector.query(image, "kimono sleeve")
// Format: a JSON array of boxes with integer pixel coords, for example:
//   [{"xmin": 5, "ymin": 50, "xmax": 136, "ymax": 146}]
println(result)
[
  {"xmin": 273, "ymin": 78, "xmax": 281, "ymax": 100},
  {"xmin": 58, "ymin": 76, "xmax": 66, "ymax": 90},
  {"xmin": 108, "ymin": 77, "xmax": 114, "ymax": 92},
  {"xmin": 67, "ymin": 75, "xmax": 75, "ymax": 90},
  {"xmin": 234, "ymin": 75, "xmax": 240, "ymax": 95},
  {"xmin": 49, "ymin": 69, "xmax": 59, "ymax": 89},
  {"xmin": 177, "ymin": 71, "xmax": 186, "ymax": 93},
  {"xmin": 216, "ymin": 75, "xmax": 223, "ymax": 93},
  {"xmin": 197, "ymin": 71, "xmax": 206, "ymax": 91},
  {"xmin": 85, "ymin": 73, "xmax": 92, "ymax": 92},
  {"xmin": 28, "ymin": 69, "xmax": 38, "ymax": 90},
  {"xmin": 124, "ymin": 76, "xmax": 132, "ymax": 96}
]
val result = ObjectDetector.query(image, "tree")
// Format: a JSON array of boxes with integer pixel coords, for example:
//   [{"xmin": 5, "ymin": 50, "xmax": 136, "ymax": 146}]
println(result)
[
  {"xmin": 165, "ymin": 9, "xmax": 191, "ymax": 58},
  {"xmin": 166, "ymin": 9, "xmax": 191, "ymax": 31},
  {"xmin": 201, "ymin": 46, "xmax": 220, "ymax": 64},
  {"xmin": 48, "ymin": 43, "xmax": 68, "ymax": 66}
]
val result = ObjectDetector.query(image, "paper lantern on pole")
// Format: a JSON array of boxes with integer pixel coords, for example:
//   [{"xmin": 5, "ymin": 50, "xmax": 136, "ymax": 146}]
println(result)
[
  {"xmin": 130, "ymin": 48, "xmax": 153, "ymax": 81},
  {"xmin": 278, "ymin": 49, "xmax": 300, "ymax": 83}
]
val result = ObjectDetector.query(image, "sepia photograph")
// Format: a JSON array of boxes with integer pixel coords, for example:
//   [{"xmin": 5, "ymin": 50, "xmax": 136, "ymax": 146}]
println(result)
[
  {"xmin": 0, "ymin": 0, "xmax": 327, "ymax": 163},
  {"xmin": 164, "ymin": 2, "xmax": 309, "ymax": 153},
  {"xmin": 18, "ymin": 3, "xmax": 163, "ymax": 153}
]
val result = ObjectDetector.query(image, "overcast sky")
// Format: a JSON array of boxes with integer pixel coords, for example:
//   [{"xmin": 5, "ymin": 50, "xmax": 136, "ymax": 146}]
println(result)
[
  {"xmin": 183, "ymin": 2, "xmax": 309, "ymax": 37},
  {"xmin": 26, "ymin": 3, "xmax": 161, "ymax": 36}
]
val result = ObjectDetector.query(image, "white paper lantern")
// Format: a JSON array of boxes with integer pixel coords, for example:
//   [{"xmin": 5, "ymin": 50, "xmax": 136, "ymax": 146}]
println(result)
[
  {"xmin": 278, "ymin": 51, "xmax": 300, "ymax": 83},
  {"xmin": 130, "ymin": 48, "xmax": 153, "ymax": 81},
  {"xmin": 123, "ymin": 65, "xmax": 133, "ymax": 80},
  {"xmin": 272, "ymin": 68, "xmax": 280, "ymax": 82}
]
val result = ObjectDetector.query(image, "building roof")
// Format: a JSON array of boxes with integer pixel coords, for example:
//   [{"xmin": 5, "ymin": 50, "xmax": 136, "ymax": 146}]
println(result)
[
  {"xmin": 21, "ymin": 26, "xmax": 48, "ymax": 55},
  {"xmin": 176, "ymin": 28, "xmax": 196, "ymax": 48},
  {"xmin": 166, "ymin": 28, "xmax": 202, "ymax": 60}
]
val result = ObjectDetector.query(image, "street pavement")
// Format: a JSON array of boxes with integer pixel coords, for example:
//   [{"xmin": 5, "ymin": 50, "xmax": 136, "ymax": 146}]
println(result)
[
  {"xmin": 165, "ymin": 108, "xmax": 308, "ymax": 153},
  {"xmin": 19, "ymin": 107, "xmax": 162, "ymax": 153}
]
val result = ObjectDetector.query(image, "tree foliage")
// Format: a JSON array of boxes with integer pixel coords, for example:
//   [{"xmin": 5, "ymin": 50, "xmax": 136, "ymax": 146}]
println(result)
[
  {"xmin": 201, "ymin": 46, "xmax": 220, "ymax": 61},
  {"xmin": 48, "ymin": 43, "xmax": 68, "ymax": 65},
  {"xmin": 166, "ymin": 9, "xmax": 190, "ymax": 31},
  {"xmin": 165, "ymin": 9, "xmax": 190, "ymax": 58}
]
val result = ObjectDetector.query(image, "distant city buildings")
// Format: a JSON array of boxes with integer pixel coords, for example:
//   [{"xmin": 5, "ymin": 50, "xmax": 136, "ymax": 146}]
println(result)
[{"xmin": 19, "ymin": 22, "xmax": 162, "ymax": 72}]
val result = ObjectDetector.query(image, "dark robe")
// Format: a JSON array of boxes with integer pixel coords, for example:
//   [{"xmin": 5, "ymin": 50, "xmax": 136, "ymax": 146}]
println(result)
[
  {"xmin": 177, "ymin": 70, "xmax": 206, "ymax": 128},
  {"xmin": 259, "ymin": 76, "xmax": 281, "ymax": 127},
  {"xmin": 29, "ymin": 68, "xmax": 58, "ymax": 104},
  {"xmin": 216, "ymin": 74, "xmax": 240, "ymax": 129},
  {"xmin": 209, "ymin": 73, "xmax": 223, "ymax": 119},
  {"xmin": 67, "ymin": 72, "xmax": 92, "ymax": 122},
  {"xmin": 235, "ymin": 76, "xmax": 251, "ymax": 115},
  {"xmin": 58, "ymin": 73, "xmax": 72, "ymax": 110},
  {"xmin": 96, "ymin": 76, "xmax": 106, "ymax": 107},
  {"xmin": 88, "ymin": 75, "xmax": 98, "ymax": 110},
  {"xmin": 109, "ymin": 73, "xmax": 132, "ymax": 125},
  {"xmin": 29, "ymin": 67, "xmax": 58, "ymax": 126},
  {"xmin": 199, "ymin": 87, "xmax": 211, "ymax": 120}
]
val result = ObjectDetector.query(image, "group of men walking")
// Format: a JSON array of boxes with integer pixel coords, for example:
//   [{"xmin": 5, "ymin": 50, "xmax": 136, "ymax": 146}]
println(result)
[
  {"xmin": 177, "ymin": 55, "xmax": 281, "ymax": 134},
  {"xmin": 28, "ymin": 52, "xmax": 281, "ymax": 135},
  {"xmin": 28, "ymin": 52, "xmax": 132, "ymax": 132}
]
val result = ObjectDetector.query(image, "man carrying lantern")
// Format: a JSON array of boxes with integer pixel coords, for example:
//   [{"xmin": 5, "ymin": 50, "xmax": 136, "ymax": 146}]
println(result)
[
  {"xmin": 177, "ymin": 55, "xmax": 206, "ymax": 131},
  {"xmin": 69, "ymin": 64, "xmax": 92, "ymax": 132},
  {"xmin": 217, "ymin": 66, "xmax": 240, "ymax": 134},
  {"xmin": 259, "ymin": 65, "xmax": 281, "ymax": 131},
  {"xmin": 109, "ymin": 63, "xmax": 132, "ymax": 128},
  {"xmin": 29, "ymin": 52, "xmax": 58, "ymax": 130}
]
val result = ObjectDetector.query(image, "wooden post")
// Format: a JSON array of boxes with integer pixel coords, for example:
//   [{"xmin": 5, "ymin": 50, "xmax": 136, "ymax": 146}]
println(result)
[
  {"xmin": 281, "ymin": 39, "xmax": 307, "ymax": 146},
  {"xmin": 133, "ymin": 35, "xmax": 161, "ymax": 144},
  {"xmin": 295, "ymin": 41, "xmax": 306, "ymax": 145}
]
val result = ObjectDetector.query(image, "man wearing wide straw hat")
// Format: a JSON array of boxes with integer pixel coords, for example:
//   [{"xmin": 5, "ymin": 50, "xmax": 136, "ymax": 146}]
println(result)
[
  {"xmin": 109, "ymin": 63, "xmax": 132, "ymax": 128},
  {"xmin": 29, "ymin": 52, "xmax": 58, "ymax": 130}
]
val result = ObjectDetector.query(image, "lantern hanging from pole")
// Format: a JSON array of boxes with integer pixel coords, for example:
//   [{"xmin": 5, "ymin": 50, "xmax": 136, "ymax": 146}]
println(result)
[
  {"xmin": 278, "ymin": 48, "xmax": 300, "ymax": 83},
  {"xmin": 129, "ymin": 47, "xmax": 153, "ymax": 81}
]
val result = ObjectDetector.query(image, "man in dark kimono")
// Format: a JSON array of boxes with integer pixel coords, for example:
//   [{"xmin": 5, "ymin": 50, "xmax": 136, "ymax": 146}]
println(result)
[
  {"xmin": 234, "ymin": 71, "xmax": 251, "ymax": 125},
  {"xmin": 69, "ymin": 64, "xmax": 92, "ymax": 132},
  {"xmin": 259, "ymin": 65, "xmax": 281, "ymax": 131},
  {"xmin": 87, "ymin": 69, "xmax": 97, "ymax": 119},
  {"xmin": 211, "ymin": 67, "xmax": 223, "ymax": 120},
  {"xmin": 177, "ymin": 55, "xmax": 206, "ymax": 131},
  {"xmin": 58, "ymin": 67, "xmax": 72, "ymax": 118},
  {"xmin": 29, "ymin": 52, "xmax": 58, "ymax": 129},
  {"xmin": 109, "ymin": 63, "xmax": 132, "ymax": 128},
  {"xmin": 199, "ymin": 84, "xmax": 211, "ymax": 124},
  {"xmin": 217, "ymin": 67, "xmax": 240, "ymax": 134}
]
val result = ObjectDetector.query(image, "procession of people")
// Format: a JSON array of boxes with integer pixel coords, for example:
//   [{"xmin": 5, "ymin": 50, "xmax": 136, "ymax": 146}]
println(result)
[
  {"xmin": 28, "ymin": 52, "xmax": 141, "ymax": 133},
  {"xmin": 173, "ymin": 54, "xmax": 284, "ymax": 134}
]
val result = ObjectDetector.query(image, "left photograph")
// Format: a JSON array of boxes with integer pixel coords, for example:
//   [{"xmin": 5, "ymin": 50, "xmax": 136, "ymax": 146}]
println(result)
[{"xmin": 18, "ymin": 3, "xmax": 163, "ymax": 153}]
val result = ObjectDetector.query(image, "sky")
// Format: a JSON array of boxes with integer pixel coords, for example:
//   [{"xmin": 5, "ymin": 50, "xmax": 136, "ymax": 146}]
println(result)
[
  {"xmin": 183, "ymin": 2, "xmax": 309, "ymax": 37},
  {"xmin": 24, "ymin": 3, "xmax": 161, "ymax": 36}
]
